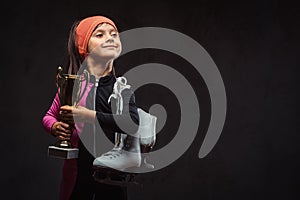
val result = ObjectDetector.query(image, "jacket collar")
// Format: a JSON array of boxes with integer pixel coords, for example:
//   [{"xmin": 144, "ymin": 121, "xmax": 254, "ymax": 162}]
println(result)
[{"xmin": 89, "ymin": 72, "xmax": 115, "ymax": 86}]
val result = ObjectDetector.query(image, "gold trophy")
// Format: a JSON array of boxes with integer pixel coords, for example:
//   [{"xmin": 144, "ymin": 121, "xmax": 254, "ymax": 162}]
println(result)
[{"xmin": 48, "ymin": 66, "xmax": 90, "ymax": 159}]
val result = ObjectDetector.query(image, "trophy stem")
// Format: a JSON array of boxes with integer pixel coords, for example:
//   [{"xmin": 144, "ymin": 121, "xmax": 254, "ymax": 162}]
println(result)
[{"xmin": 55, "ymin": 140, "xmax": 73, "ymax": 148}]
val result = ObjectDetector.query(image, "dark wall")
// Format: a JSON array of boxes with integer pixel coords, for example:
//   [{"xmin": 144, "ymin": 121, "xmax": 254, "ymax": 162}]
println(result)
[{"xmin": 2, "ymin": 0, "xmax": 299, "ymax": 199}]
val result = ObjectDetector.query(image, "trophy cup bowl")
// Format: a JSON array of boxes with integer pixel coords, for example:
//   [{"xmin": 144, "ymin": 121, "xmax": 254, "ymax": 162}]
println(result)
[{"xmin": 48, "ymin": 66, "xmax": 89, "ymax": 159}]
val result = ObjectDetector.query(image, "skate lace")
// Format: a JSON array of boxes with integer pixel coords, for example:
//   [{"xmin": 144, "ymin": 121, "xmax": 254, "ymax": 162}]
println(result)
[
  {"xmin": 108, "ymin": 77, "xmax": 131, "ymax": 114},
  {"xmin": 102, "ymin": 149, "xmax": 122, "ymax": 159}
]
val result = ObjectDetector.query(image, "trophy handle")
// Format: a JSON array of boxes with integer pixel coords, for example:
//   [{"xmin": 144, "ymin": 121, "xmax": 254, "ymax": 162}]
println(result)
[
  {"xmin": 55, "ymin": 66, "xmax": 63, "ymax": 89},
  {"xmin": 55, "ymin": 66, "xmax": 90, "ymax": 107},
  {"xmin": 73, "ymin": 69, "xmax": 90, "ymax": 107}
]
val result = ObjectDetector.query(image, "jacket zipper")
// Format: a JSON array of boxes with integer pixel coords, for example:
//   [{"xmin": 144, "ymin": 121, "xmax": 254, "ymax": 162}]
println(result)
[{"xmin": 92, "ymin": 79, "xmax": 99, "ymax": 157}]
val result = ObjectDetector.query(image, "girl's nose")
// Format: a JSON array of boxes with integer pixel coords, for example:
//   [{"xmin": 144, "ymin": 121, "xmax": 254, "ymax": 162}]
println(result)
[{"xmin": 106, "ymin": 36, "xmax": 114, "ymax": 43}]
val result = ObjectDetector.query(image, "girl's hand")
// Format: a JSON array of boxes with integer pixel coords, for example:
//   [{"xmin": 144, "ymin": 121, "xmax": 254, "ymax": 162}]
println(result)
[
  {"xmin": 60, "ymin": 105, "xmax": 96, "ymax": 124},
  {"xmin": 51, "ymin": 121, "xmax": 72, "ymax": 141}
]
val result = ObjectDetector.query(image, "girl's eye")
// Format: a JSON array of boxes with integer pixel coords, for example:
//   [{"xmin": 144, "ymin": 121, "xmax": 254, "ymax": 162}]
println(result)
[
  {"xmin": 96, "ymin": 33, "xmax": 103, "ymax": 37},
  {"xmin": 111, "ymin": 32, "xmax": 118, "ymax": 37}
]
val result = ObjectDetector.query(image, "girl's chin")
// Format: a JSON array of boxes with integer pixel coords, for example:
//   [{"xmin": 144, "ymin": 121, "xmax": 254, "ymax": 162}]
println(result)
[{"xmin": 87, "ymin": 53, "xmax": 120, "ymax": 60}]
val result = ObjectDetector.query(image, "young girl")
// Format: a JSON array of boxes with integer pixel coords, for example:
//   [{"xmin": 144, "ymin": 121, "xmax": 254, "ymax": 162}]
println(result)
[{"xmin": 42, "ymin": 15, "xmax": 140, "ymax": 200}]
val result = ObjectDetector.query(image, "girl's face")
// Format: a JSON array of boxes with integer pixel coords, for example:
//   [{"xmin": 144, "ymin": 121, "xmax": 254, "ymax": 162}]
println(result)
[{"xmin": 87, "ymin": 23, "xmax": 122, "ymax": 60}]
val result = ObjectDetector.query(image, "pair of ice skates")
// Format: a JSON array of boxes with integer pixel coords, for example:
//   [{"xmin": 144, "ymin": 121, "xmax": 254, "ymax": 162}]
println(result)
[
  {"xmin": 93, "ymin": 77, "xmax": 157, "ymax": 186},
  {"xmin": 93, "ymin": 108, "xmax": 157, "ymax": 186}
]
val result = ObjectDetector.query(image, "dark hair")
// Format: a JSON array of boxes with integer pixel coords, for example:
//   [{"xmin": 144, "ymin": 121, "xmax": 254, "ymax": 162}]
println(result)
[{"xmin": 66, "ymin": 20, "xmax": 84, "ymax": 74}]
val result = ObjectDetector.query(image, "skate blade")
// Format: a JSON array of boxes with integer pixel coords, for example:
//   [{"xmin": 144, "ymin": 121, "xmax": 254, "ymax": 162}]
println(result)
[{"xmin": 93, "ymin": 168, "xmax": 141, "ymax": 187}]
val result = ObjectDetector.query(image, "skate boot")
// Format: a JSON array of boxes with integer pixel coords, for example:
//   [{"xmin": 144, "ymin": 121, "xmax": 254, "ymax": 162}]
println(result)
[
  {"xmin": 93, "ymin": 134, "xmax": 141, "ymax": 171},
  {"xmin": 138, "ymin": 108, "xmax": 157, "ymax": 169}
]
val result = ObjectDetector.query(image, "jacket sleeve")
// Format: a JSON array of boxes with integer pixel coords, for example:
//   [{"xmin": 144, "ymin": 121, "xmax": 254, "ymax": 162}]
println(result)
[
  {"xmin": 96, "ymin": 89, "xmax": 139, "ymax": 134},
  {"xmin": 42, "ymin": 92, "xmax": 60, "ymax": 135}
]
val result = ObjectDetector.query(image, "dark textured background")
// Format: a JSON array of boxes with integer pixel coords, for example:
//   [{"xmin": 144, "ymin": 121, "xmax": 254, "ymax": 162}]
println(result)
[{"xmin": 1, "ymin": 0, "xmax": 299, "ymax": 199}]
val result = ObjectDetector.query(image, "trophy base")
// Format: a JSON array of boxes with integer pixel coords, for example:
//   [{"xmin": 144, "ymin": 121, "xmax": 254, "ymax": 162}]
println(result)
[{"xmin": 48, "ymin": 145, "xmax": 79, "ymax": 159}]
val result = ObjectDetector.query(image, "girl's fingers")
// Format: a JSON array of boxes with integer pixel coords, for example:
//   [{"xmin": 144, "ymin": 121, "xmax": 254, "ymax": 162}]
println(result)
[
  {"xmin": 60, "ymin": 105, "xmax": 72, "ymax": 111},
  {"xmin": 60, "ymin": 113, "xmax": 72, "ymax": 121},
  {"xmin": 57, "ymin": 123, "xmax": 73, "ymax": 133},
  {"xmin": 60, "ymin": 122, "xmax": 70, "ymax": 129},
  {"xmin": 57, "ymin": 135, "xmax": 70, "ymax": 141},
  {"xmin": 56, "ymin": 131, "xmax": 71, "ymax": 139},
  {"xmin": 62, "ymin": 113, "xmax": 75, "ymax": 117}
]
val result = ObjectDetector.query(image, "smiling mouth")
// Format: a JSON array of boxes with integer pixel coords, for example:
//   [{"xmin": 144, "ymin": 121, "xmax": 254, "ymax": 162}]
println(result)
[{"xmin": 103, "ymin": 45, "xmax": 117, "ymax": 48}]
